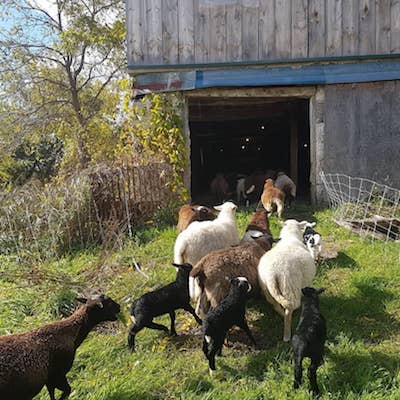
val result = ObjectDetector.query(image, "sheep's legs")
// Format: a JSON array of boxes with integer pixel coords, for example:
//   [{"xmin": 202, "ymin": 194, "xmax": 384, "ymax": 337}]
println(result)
[
  {"xmin": 47, "ymin": 376, "xmax": 71, "ymax": 400},
  {"xmin": 57, "ymin": 377, "xmax": 71, "ymax": 400},
  {"xmin": 47, "ymin": 384, "xmax": 56, "ymax": 400},
  {"xmin": 128, "ymin": 323, "xmax": 144, "ymax": 352},
  {"xmin": 276, "ymin": 200, "xmax": 284, "ymax": 219},
  {"xmin": 146, "ymin": 321, "xmax": 169, "ymax": 332},
  {"xmin": 184, "ymin": 304, "xmax": 203, "ymax": 325},
  {"xmin": 283, "ymin": 309, "xmax": 293, "ymax": 342},
  {"xmin": 169, "ymin": 311, "xmax": 177, "ymax": 335},
  {"xmin": 308, "ymin": 360, "xmax": 320, "ymax": 396},
  {"xmin": 238, "ymin": 319, "xmax": 256, "ymax": 346},
  {"xmin": 293, "ymin": 353, "xmax": 303, "ymax": 389}
]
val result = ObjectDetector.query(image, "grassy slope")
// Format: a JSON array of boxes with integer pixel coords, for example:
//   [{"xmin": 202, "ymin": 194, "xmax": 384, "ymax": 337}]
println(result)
[{"xmin": 0, "ymin": 206, "xmax": 399, "ymax": 400}]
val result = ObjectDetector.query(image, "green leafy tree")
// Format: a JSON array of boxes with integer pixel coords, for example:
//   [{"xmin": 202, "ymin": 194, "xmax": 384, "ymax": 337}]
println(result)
[{"xmin": 0, "ymin": 0, "xmax": 125, "ymax": 171}]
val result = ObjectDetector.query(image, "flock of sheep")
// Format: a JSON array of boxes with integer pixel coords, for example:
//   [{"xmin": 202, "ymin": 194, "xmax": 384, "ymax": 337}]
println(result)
[{"xmin": 0, "ymin": 173, "xmax": 326, "ymax": 399}]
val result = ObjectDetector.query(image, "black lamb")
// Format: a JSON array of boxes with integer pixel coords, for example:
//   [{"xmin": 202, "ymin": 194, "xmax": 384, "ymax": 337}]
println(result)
[
  {"xmin": 292, "ymin": 287, "xmax": 326, "ymax": 397},
  {"xmin": 128, "ymin": 263, "xmax": 202, "ymax": 351},
  {"xmin": 202, "ymin": 277, "xmax": 256, "ymax": 374}
]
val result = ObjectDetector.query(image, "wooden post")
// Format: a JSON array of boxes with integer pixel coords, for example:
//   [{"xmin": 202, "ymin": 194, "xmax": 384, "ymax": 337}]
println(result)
[{"xmin": 290, "ymin": 118, "xmax": 298, "ymax": 186}]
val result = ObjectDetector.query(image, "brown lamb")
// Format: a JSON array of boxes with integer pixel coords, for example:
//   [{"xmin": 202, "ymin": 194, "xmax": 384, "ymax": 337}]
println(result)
[
  {"xmin": 190, "ymin": 229, "xmax": 275, "ymax": 319},
  {"xmin": 0, "ymin": 295, "xmax": 120, "ymax": 400},
  {"xmin": 261, "ymin": 178, "xmax": 286, "ymax": 218},
  {"xmin": 176, "ymin": 204, "xmax": 217, "ymax": 233}
]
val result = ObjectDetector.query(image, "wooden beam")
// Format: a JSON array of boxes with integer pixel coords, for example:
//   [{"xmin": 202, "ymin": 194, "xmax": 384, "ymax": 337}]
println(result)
[
  {"xmin": 185, "ymin": 86, "xmax": 316, "ymax": 98},
  {"xmin": 290, "ymin": 118, "xmax": 298, "ymax": 185}
]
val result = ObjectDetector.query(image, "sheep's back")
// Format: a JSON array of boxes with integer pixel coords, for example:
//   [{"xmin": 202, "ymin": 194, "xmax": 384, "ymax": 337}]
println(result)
[
  {"xmin": 174, "ymin": 219, "xmax": 239, "ymax": 265},
  {"xmin": 258, "ymin": 243, "xmax": 316, "ymax": 309},
  {"xmin": 0, "ymin": 333, "xmax": 50, "ymax": 398}
]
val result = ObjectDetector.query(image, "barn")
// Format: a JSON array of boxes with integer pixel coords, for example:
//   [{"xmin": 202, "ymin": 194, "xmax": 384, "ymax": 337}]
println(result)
[{"xmin": 126, "ymin": 0, "xmax": 400, "ymax": 204}]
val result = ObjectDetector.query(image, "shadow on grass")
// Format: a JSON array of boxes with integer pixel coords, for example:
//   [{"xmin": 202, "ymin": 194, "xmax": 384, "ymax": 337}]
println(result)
[
  {"xmin": 319, "ymin": 251, "xmax": 359, "ymax": 271},
  {"xmin": 325, "ymin": 350, "xmax": 400, "ymax": 395},
  {"xmin": 322, "ymin": 276, "xmax": 399, "ymax": 343}
]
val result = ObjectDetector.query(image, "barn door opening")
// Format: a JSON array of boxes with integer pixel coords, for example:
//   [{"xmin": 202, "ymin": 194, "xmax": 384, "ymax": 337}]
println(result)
[{"xmin": 188, "ymin": 96, "xmax": 310, "ymax": 205}]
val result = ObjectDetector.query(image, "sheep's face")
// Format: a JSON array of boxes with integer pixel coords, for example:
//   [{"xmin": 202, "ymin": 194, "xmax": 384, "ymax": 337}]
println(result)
[
  {"xmin": 230, "ymin": 277, "xmax": 252, "ymax": 293},
  {"xmin": 82, "ymin": 295, "xmax": 121, "ymax": 322}
]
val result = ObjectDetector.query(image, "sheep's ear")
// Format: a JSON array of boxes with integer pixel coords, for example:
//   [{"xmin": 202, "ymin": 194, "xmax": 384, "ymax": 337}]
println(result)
[
  {"xmin": 247, "ymin": 283, "xmax": 252, "ymax": 293},
  {"xmin": 76, "ymin": 296, "xmax": 87, "ymax": 304},
  {"xmin": 172, "ymin": 263, "xmax": 181, "ymax": 268},
  {"xmin": 214, "ymin": 205, "xmax": 223, "ymax": 211},
  {"xmin": 272, "ymin": 237, "xmax": 280, "ymax": 243},
  {"xmin": 298, "ymin": 221, "xmax": 309, "ymax": 230},
  {"xmin": 317, "ymin": 288, "xmax": 326, "ymax": 295},
  {"xmin": 309, "ymin": 222, "xmax": 317, "ymax": 228}
]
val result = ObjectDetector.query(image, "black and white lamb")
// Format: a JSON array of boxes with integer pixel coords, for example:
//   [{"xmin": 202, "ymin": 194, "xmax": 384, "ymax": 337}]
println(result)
[
  {"xmin": 292, "ymin": 287, "xmax": 326, "ymax": 397},
  {"xmin": 0, "ymin": 294, "xmax": 120, "ymax": 400},
  {"xmin": 128, "ymin": 263, "xmax": 202, "ymax": 351},
  {"xmin": 303, "ymin": 222, "xmax": 323, "ymax": 261},
  {"xmin": 202, "ymin": 277, "xmax": 256, "ymax": 374}
]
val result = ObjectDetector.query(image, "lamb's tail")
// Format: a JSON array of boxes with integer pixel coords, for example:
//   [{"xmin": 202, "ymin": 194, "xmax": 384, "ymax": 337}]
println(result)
[
  {"xmin": 189, "ymin": 276, "xmax": 202, "ymax": 301},
  {"xmin": 189, "ymin": 271, "xmax": 206, "ymax": 301},
  {"xmin": 173, "ymin": 239, "xmax": 185, "ymax": 264},
  {"xmin": 266, "ymin": 275, "xmax": 292, "ymax": 310}
]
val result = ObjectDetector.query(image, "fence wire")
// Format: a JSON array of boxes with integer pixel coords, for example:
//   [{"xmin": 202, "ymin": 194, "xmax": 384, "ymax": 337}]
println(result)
[
  {"xmin": 321, "ymin": 172, "xmax": 400, "ymax": 242},
  {"xmin": 0, "ymin": 163, "xmax": 175, "ymax": 261}
]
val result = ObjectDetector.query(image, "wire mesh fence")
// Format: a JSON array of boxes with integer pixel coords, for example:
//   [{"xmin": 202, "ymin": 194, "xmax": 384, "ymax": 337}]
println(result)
[
  {"xmin": 321, "ymin": 172, "xmax": 400, "ymax": 242},
  {"xmin": 0, "ymin": 163, "xmax": 175, "ymax": 262}
]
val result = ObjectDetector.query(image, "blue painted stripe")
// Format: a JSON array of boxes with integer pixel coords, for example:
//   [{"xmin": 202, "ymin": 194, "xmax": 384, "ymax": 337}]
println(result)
[
  {"xmin": 195, "ymin": 61, "xmax": 400, "ymax": 87},
  {"xmin": 134, "ymin": 60, "xmax": 400, "ymax": 93}
]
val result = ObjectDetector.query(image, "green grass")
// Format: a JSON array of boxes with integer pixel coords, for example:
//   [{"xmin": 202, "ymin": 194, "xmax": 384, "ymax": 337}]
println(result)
[{"xmin": 0, "ymin": 205, "xmax": 399, "ymax": 399}]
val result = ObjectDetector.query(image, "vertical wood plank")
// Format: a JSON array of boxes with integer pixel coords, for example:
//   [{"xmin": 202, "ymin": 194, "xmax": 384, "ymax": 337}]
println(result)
[
  {"xmin": 376, "ymin": 0, "xmax": 390, "ymax": 53},
  {"xmin": 390, "ymin": 0, "xmax": 400, "ymax": 52},
  {"xmin": 290, "ymin": 118, "xmax": 298, "ymax": 186},
  {"xmin": 326, "ymin": 0, "xmax": 343, "ymax": 56},
  {"xmin": 209, "ymin": 2, "xmax": 227, "ymax": 62},
  {"xmin": 275, "ymin": 0, "xmax": 291, "ymax": 58},
  {"xmin": 162, "ymin": 0, "xmax": 179, "ymax": 64},
  {"xmin": 127, "ymin": 0, "xmax": 146, "ymax": 64},
  {"xmin": 259, "ymin": 0, "xmax": 275, "ymax": 58},
  {"xmin": 178, "ymin": 0, "xmax": 195, "ymax": 63},
  {"xmin": 242, "ymin": 0, "xmax": 259, "ymax": 60},
  {"xmin": 291, "ymin": 0, "xmax": 308, "ymax": 58},
  {"xmin": 146, "ymin": 0, "xmax": 163, "ymax": 63},
  {"xmin": 342, "ymin": 0, "xmax": 359, "ymax": 55},
  {"xmin": 359, "ymin": 0, "xmax": 376, "ymax": 54},
  {"xmin": 308, "ymin": 0, "xmax": 325, "ymax": 57},
  {"xmin": 226, "ymin": 0, "xmax": 243, "ymax": 61},
  {"xmin": 194, "ymin": 0, "xmax": 210, "ymax": 63}
]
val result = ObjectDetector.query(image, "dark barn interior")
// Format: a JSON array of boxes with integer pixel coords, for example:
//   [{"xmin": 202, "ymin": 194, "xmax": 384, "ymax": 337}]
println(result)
[{"xmin": 188, "ymin": 97, "xmax": 310, "ymax": 204}]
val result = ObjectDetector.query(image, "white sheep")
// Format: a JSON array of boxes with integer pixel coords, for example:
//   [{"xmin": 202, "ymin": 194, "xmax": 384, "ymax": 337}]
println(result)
[
  {"xmin": 174, "ymin": 201, "xmax": 239, "ymax": 266},
  {"xmin": 257, "ymin": 219, "xmax": 316, "ymax": 342}
]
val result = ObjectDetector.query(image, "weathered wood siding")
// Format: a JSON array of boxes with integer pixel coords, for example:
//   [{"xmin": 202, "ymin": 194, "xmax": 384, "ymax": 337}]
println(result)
[
  {"xmin": 127, "ymin": 0, "xmax": 400, "ymax": 68},
  {"xmin": 323, "ymin": 81, "xmax": 400, "ymax": 190}
]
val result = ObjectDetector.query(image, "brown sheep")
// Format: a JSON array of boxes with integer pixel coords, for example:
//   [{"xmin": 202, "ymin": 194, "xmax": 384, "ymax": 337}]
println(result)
[
  {"xmin": 189, "ymin": 231, "xmax": 276, "ymax": 319},
  {"xmin": 240, "ymin": 208, "xmax": 271, "ymax": 244},
  {"xmin": 176, "ymin": 204, "xmax": 217, "ymax": 233},
  {"xmin": 0, "ymin": 295, "xmax": 120, "ymax": 400},
  {"xmin": 210, "ymin": 173, "xmax": 231, "ymax": 203},
  {"xmin": 261, "ymin": 178, "xmax": 286, "ymax": 218}
]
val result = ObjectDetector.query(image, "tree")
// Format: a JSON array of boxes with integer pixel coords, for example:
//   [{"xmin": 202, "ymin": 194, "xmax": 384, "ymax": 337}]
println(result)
[{"xmin": 0, "ymin": 0, "xmax": 125, "ymax": 170}]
